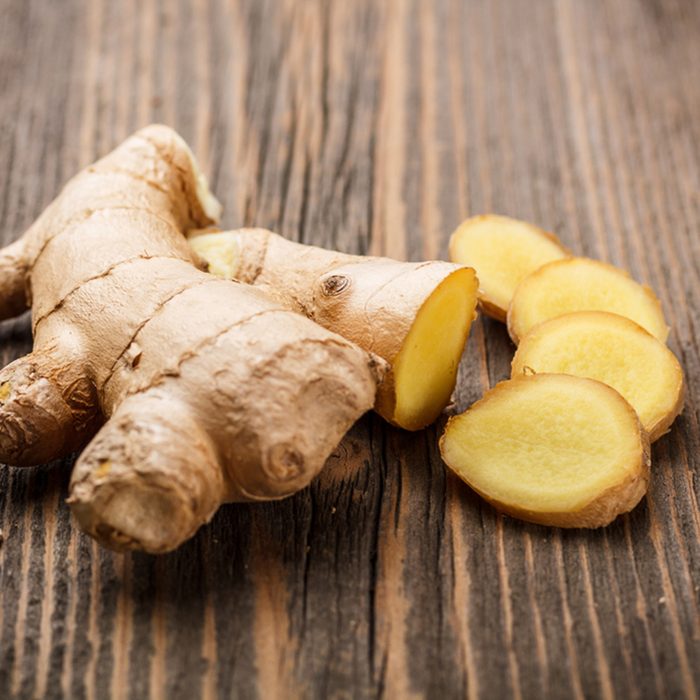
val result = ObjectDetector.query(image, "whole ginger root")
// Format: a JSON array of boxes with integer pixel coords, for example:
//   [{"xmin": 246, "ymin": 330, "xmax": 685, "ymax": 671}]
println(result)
[{"xmin": 0, "ymin": 126, "xmax": 384, "ymax": 553}]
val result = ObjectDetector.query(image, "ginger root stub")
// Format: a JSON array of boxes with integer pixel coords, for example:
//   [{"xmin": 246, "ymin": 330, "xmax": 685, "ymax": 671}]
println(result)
[
  {"xmin": 190, "ymin": 229, "xmax": 479, "ymax": 430},
  {"xmin": 440, "ymin": 374, "xmax": 650, "ymax": 528},
  {"xmin": 0, "ymin": 125, "xmax": 385, "ymax": 553}
]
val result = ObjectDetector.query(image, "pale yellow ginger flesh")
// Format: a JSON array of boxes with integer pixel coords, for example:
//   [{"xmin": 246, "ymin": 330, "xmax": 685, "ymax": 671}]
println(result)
[
  {"xmin": 512, "ymin": 312, "xmax": 684, "ymax": 442},
  {"xmin": 190, "ymin": 230, "xmax": 479, "ymax": 430},
  {"xmin": 392, "ymin": 269, "xmax": 475, "ymax": 429},
  {"xmin": 507, "ymin": 257, "xmax": 669, "ymax": 344},
  {"xmin": 189, "ymin": 229, "xmax": 238, "ymax": 277},
  {"xmin": 448, "ymin": 214, "xmax": 568, "ymax": 320},
  {"xmin": 439, "ymin": 374, "xmax": 650, "ymax": 528}
]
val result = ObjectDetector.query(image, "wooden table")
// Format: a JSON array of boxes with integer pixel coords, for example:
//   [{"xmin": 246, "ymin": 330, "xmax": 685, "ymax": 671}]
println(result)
[{"xmin": 0, "ymin": 1, "xmax": 698, "ymax": 698}]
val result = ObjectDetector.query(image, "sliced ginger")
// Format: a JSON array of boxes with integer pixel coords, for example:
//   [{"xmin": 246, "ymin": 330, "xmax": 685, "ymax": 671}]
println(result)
[
  {"xmin": 507, "ymin": 257, "xmax": 669, "ymax": 344},
  {"xmin": 512, "ymin": 312, "xmax": 684, "ymax": 442},
  {"xmin": 440, "ymin": 374, "xmax": 650, "ymax": 528},
  {"xmin": 449, "ymin": 214, "xmax": 568, "ymax": 320}
]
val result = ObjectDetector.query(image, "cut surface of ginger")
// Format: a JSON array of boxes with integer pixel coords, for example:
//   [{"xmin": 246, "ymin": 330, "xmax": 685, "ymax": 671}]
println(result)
[
  {"xmin": 439, "ymin": 374, "xmax": 650, "ymax": 528},
  {"xmin": 392, "ymin": 267, "xmax": 478, "ymax": 430},
  {"xmin": 507, "ymin": 257, "xmax": 669, "ymax": 344},
  {"xmin": 449, "ymin": 214, "xmax": 568, "ymax": 320},
  {"xmin": 188, "ymin": 231, "xmax": 239, "ymax": 278},
  {"xmin": 512, "ymin": 312, "xmax": 684, "ymax": 442}
]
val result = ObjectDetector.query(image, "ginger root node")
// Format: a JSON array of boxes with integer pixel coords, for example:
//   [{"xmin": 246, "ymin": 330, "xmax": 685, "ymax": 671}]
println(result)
[
  {"xmin": 321, "ymin": 274, "xmax": 351, "ymax": 296},
  {"xmin": 95, "ymin": 460, "xmax": 112, "ymax": 478},
  {"xmin": 266, "ymin": 444, "xmax": 305, "ymax": 481}
]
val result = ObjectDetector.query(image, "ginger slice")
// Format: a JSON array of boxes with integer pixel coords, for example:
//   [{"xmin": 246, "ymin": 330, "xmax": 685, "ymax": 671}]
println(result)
[
  {"xmin": 507, "ymin": 257, "xmax": 669, "ymax": 344},
  {"xmin": 512, "ymin": 312, "xmax": 684, "ymax": 442},
  {"xmin": 439, "ymin": 374, "xmax": 650, "ymax": 528},
  {"xmin": 448, "ymin": 214, "xmax": 568, "ymax": 320}
]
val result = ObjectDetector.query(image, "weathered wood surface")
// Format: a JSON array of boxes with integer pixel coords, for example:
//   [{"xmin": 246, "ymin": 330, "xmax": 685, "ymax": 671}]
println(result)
[{"xmin": 0, "ymin": 0, "xmax": 699, "ymax": 697}]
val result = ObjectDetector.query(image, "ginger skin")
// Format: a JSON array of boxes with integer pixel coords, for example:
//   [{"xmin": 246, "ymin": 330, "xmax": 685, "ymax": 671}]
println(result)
[
  {"xmin": 190, "ymin": 229, "xmax": 479, "ymax": 430},
  {"xmin": 0, "ymin": 126, "xmax": 384, "ymax": 553}
]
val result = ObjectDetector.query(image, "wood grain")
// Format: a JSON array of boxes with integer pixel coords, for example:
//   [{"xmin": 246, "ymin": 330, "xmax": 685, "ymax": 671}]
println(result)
[{"xmin": 0, "ymin": 0, "xmax": 699, "ymax": 698}]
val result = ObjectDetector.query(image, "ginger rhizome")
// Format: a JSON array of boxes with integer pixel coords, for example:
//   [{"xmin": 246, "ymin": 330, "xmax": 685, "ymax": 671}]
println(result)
[
  {"xmin": 512, "ymin": 312, "xmax": 684, "ymax": 442},
  {"xmin": 440, "ymin": 374, "xmax": 650, "ymax": 528},
  {"xmin": 189, "ymin": 229, "xmax": 479, "ymax": 430},
  {"xmin": 0, "ymin": 126, "xmax": 384, "ymax": 552},
  {"xmin": 448, "ymin": 214, "xmax": 568, "ymax": 320}
]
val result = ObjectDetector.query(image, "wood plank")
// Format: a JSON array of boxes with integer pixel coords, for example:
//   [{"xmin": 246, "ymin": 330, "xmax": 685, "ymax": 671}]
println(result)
[{"xmin": 0, "ymin": 0, "xmax": 698, "ymax": 697}]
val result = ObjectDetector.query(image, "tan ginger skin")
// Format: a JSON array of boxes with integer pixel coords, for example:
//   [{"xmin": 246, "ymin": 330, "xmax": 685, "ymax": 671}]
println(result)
[
  {"xmin": 190, "ymin": 229, "xmax": 479, "ymax": 430},
  {"xmin": 0, "ymin": 125, "xmax": 385, "ymax": 553}
]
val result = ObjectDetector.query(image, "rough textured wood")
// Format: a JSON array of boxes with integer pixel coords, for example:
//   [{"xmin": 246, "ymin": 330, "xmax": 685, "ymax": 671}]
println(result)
[{"xmin": 0, "ymin": 0, "xmax": 699, "ymax": 698}]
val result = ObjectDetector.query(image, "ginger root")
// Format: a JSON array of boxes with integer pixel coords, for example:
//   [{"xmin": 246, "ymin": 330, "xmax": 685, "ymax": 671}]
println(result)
[
  {"xmin": 507, "ymin": 257, "xmax": 669, "ymax": 344},
  {"xmin": 512, "ymin": 311, "xmax": 684, "ymax": 442},
  {"xmin": 0, "ymin": 125, "xmax": 385, "ymax": 552},
  {"xmin": 439, "ymin": 374, "xmax": 650, "ymax": 528},
  {"xmin": 448, "ymin": 214, "xmax": 568, "ymax": 320},
  {"xmin": 189, "ymin": 229, "xmax": 479, "ymax": 430}
]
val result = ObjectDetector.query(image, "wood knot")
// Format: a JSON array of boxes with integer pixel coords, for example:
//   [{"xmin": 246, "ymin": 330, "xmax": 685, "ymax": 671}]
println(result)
[{"xmin": 321, "ymin": 274, "xmax": 350, "ymax": 296}]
